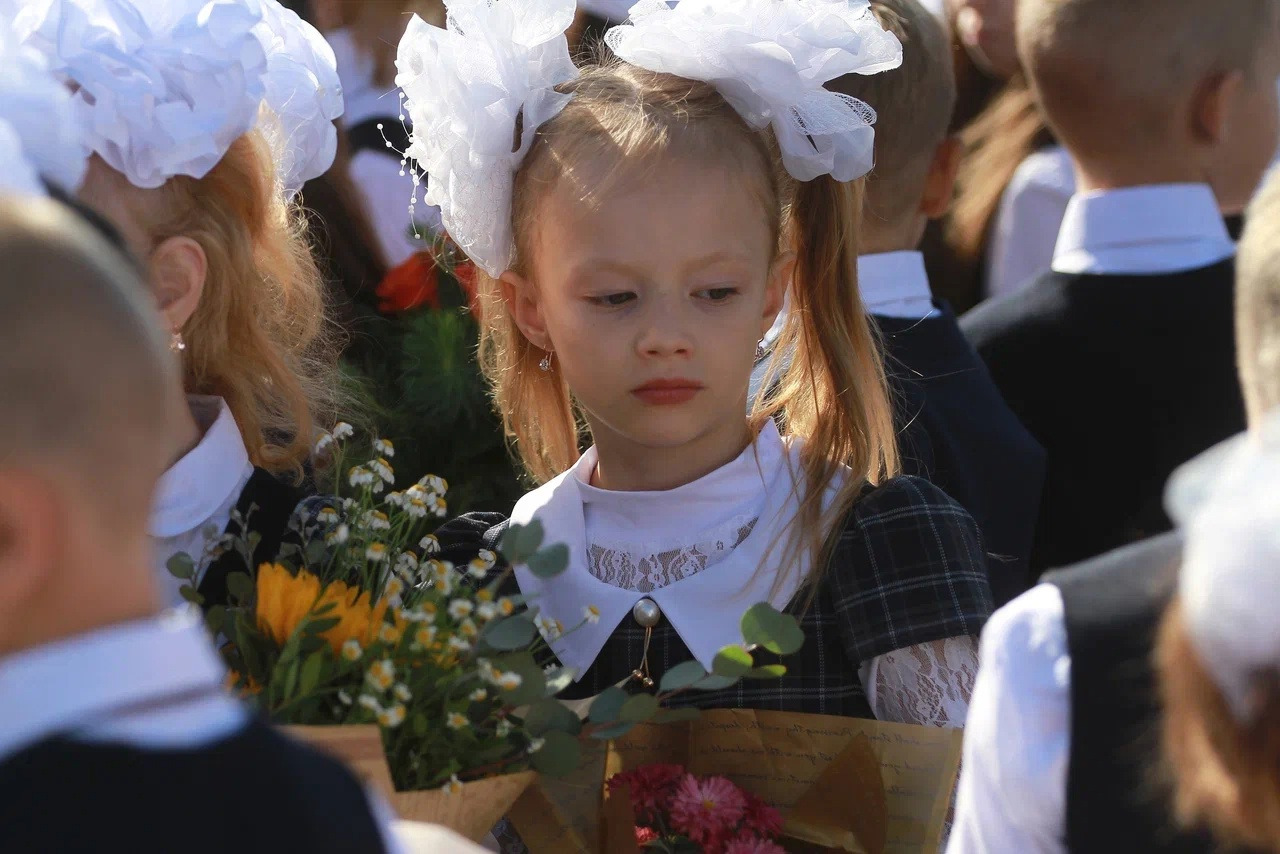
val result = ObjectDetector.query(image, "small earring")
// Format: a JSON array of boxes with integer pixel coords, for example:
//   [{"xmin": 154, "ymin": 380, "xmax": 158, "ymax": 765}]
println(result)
[
  {"xmin": 170, "ymin": 331, "xmax": 186, "ymax": 353},
  {"xmin": 754, "ymin": 340, "xmax": 767, "ymax": 361},
  {"xmin": 538, "ymin": 351, "xmax": 553, "ymax": 372}
]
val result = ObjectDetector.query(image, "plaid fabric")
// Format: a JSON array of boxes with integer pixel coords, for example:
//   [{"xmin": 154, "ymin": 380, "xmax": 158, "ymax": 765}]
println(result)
[{"xmin": 435, "ymin": 475, "xmax": 993, "ymax": 719}]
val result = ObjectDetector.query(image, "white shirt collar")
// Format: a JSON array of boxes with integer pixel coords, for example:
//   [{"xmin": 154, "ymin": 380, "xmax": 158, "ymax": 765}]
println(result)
[
  {"xmin": 511, "ymin": 421, "xmax": 823, "ymax": 679},
  {"xmin": 1052, "ymin": 183, "xmax": 1234, "ymax": 276},
  {"xmin": 0, "ymin": 608, "xmax": 234, "ymax": 761},
  {"xmin": 151, "ymin": 397, "xmax": 252, "ymax": 539},
  {"xmin": 857, "ymin": 251, "xmax": 936, "ymax": 320}
]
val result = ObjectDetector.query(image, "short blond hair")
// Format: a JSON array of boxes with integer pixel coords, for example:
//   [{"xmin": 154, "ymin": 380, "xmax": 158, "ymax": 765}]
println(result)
[
  {"xmin": 1238, "ymin": 164, "xmax": 1280, "ymax": 423},
  {"xmin": 1018, "ymin": 0, "xmax": 1279, "ymax": 158},
  {"xmin": 829, "ymin": 0, "xmax": 956, "ymax": 225}
]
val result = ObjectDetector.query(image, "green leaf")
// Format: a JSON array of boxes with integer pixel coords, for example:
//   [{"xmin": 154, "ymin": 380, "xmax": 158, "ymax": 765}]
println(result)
[
  {"xmin": 741, "ymin": 603, "xmax": 804, "ymax": 656},
  {"xmin": 619, "ymin": 693, "xmax": 660, "ymax": 723},
  {"xmin": 712, "ymin": 646, "xmax": 752, "ymax": 678},
  {"xmin": 659, "ymin": 660, "xmax": 708, "ymax": 693},
  {"xmin": 226, "ymin": 572, "xmax": 254, "ymax": 602},
  {"xmin": 299, "ymin": 651, "xmax": 325, "ymax": 696},
  {"xmin": 653, "ymin": 707, "xmax": 701, "ymax": 724},
  {"xmin": 496, "ymin": 653, "xmax": 546, "ymax": 707},
  {"xmin": 205, "ymin": 605, "xmax": 227, "ymax": 635},
  {"xmin": 747, "ymin": 664, "xmax": 787, "ymax": 679},
  {"xmin": 589, "ymin": 721, "xmax": 636, "ymax": 740},
  {"xmin": 587, "ymin": 686, "xmax": 628, "ymax": 724},
  {"xmin": 530, "ymin": 730, "xmax": 581, "ymax": 777},
  {"xmin": 543, "ymin": 667, "xmax": 577, "ymax": 696},
  {"xmin": 693, "ymin": 673, "xmax": 737, "ymax": 691},
  {"xmin": 500, "ymin": 520, "xmax": 545, "ymax": 564},
  {"xmin": 479, "ymin": 615, "xmax": 537, "ymax": 651},
  {"xmin": 523, "ymin": 698, "xmax": 582, "ymax": 737},
  {"xmin": 526, "ymin": 544, "xmax": 570, "ymax": 579},
  {"xmin": 166, "ymin": 553, "xmax": 196, "ymax": 580},
  {"xmin": 304, "ymin": 539, "xmax": 327, "ymax": 566},
  {"xmin": 306, "ymin": 617, "xmax": 341, "ymax": 636},
  {"xmin": 179, "ymin": 585, "xmax": 204, "ymax": 606}
]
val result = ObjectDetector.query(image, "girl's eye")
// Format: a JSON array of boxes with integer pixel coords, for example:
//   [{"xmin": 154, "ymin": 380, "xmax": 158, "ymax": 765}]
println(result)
[
  {"xmin": 697, "ymin": 287, "xmax": 739, "ymax": 302},
  {"xmin": 590, "ymin": 292, "xmax": 637, "ymax": 307}
]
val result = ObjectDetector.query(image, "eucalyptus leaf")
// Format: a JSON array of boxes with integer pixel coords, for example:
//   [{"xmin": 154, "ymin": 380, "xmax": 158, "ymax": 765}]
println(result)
[
  {"xmin": 496, "ymin": 654, "xmax": 546, "ymax": 707},
  {"xmin": 304, "ymin": 539, "xmax": 327, "ymax": 566},
  {"xmin": 523, "ymin": 698, "xmax": 582, "ymax": 737},
  {"xmin": 712, "ymin": 646, "xmax": 752, "ymax": 678},
  {"xmin": 587, "ymin": 686, "xmax": 628, "ymax": 724},
  {"xmin": 748, "ymin": 664, "xmax": 787, "ymax": 679},
  {"xmin": 500, "ymin": 520, "xmax": 544, "ymax": 564},
  {"xmin": 618, "ymin": 693, "xmax": 660, "ymax": 723},
  {"xmin": 205, "ymin": 605, "xmax": 227, "ymax": 635},
  {"xmin": 526, "ymin": 544, "xmax": 570, "ymax": 579},
  {"xmin": 179, "ymin": 586, "xmax": 204, "ymax": 606},
  {"xmin": 530, "ymin": 730, "xmax": 580, "ymax": 777},
  {"xmin": 741, "ymin": 602, "xmax": 804, "ymax": 656},
  {"xmin": 653, "ymin": 707, "xmax": 701, "ymax": 724},
  {"xmin": 226, "ymin": 572, "xmax": 254, "ymax": 602},
  {"xmin": 659, "ymin": 660, "xmax": 708, "ymax": 693},
  {"xmin": 166, "ymin": 553, "xmax": 196, "ymax": 580},
  {"xmin": 479, "ymin": 615, "xmax": 537, "ymax": 651},
  {"xmin": 589, "ymin": 721, "xmax": 636, "ymax": 740},
  {"xmin": 693, "ymin": 673, "xmax": 737, "ymax": 691}
]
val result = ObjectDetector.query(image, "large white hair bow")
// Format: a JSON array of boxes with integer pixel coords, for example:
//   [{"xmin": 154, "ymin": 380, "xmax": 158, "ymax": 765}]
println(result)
[
  {"xmin": 15, "ymin": 0, "xmax": 342, "ymax": 194},
  {"xmin": 0, "ymin": 13, "xmax": 89, "ymax": 197},
  {"xmin": 606, "ymin": 0, "xmax": 903, "ymax": 182},
  {"xmin": 396, "ymin": 0, "xmax": 580, "ymax": 277},
  {"xmin": 1167, "ymin": 411, "xmax": 1280, "ymax": 720}
]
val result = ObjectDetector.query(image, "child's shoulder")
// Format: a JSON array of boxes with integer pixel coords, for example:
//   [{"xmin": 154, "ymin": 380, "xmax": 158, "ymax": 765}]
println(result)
[{"xmin": 432, "ymin": 511, "xmax": 510, "ymax": 566}]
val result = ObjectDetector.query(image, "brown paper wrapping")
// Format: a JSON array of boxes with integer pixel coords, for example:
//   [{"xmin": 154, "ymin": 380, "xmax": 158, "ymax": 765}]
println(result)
[{"xmin": 287, "ymin": 725, "xmax": 536, "ymax": 843}]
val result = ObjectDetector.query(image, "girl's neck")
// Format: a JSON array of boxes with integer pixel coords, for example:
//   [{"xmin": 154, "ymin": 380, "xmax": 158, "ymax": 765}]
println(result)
[{"xmin": 590, "ymin": 419, "xmax": 756, "ymax": 492}]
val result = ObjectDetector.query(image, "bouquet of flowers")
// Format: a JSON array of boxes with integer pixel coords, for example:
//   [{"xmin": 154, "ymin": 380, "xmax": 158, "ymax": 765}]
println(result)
[{"xmin": 607, "ymin": 765, "xmax": 786, "ymax": 854}]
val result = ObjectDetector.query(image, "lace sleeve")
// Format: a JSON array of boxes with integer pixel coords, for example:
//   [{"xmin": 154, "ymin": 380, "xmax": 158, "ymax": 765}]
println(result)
[{"xmin": 867, "ymin": 636, "xmax": 980, "ymax": 728}]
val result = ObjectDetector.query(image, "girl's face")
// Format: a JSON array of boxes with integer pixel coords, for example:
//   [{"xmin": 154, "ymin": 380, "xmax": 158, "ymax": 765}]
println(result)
[
  {"xmin": 946, "ymin": 0, "xmax": 1019, "ymax": 80},
  {"xmin": 506, "ymin": 158, "xmax": 789, "ymax": 472}
]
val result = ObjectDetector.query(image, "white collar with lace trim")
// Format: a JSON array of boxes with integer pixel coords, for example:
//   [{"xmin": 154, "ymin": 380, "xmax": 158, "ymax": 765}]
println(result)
[
  {"xmin": 512, "ymin": 420, "xmax": 824, "ymax": 680},
  {"xmin": 150, "ymin": 396, "xmax": 253, "ymax": 539}
]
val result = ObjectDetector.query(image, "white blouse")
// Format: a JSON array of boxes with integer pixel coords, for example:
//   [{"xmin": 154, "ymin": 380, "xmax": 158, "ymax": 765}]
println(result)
[{"xmin": 149, "ymin": 397, "xmax": 253, "ymax": 608}]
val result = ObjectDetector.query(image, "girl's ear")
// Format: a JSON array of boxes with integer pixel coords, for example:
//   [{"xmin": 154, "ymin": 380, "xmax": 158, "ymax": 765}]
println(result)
[
  {"xmin": 149, "ymin": 236, "xmax": 207, "ymax": 334},
  {"xmin": 1191, "ymin": 69, "xmax": 1244, "ymax": 146},
  {"xmin": 500, "ymin": 270, "xmax": 552, "ymax": 351},
  {"xmin": 763, "ymin": 251, "xmax": 796, "ymax": 337}
]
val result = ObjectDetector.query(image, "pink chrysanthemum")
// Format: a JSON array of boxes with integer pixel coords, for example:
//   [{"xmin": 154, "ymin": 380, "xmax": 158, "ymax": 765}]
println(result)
[
  {"xmin": 669, "ymin": 774, "xmax": 747, "ymax": 845},
  {"xmin": 740, "ymin": 791, "xmax": 785, "ymax": 838},
  {"xmin": 723, "ymin": 835, "xmax": 788, "ymax": 854},
  {"xmin": 608, "ymin": 764, "xmax": 686, "ymax": 819}
]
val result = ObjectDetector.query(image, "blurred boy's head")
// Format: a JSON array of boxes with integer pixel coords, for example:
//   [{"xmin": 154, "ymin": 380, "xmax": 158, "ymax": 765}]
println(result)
[
  {"xmin": 1018, "ymin": 0, "xmax": 1280, "ymax": 212},
  {"xmin": 831, "ymin": 0, "xmax": 960, "ymax": 253},
  {"xmin": 0, "ymin": 195, "xmax": 182, "ymax": 654},
  {"xmin": 1237, "ymin": 165, "xmax": 1280, "ymax": 425}
]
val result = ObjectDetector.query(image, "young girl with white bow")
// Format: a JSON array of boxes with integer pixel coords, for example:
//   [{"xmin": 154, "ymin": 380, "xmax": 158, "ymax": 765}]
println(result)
[
  {"xmin": 413, "ymin": 0, "xmax": 993, "ymax": 726},
  {"xmin": 14, "ymin": 0, "xmax": 347, "ymax": 611}
]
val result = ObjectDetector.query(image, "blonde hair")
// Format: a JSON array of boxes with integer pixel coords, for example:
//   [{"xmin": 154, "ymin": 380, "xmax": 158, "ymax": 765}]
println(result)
[
  {"xmin": 829, "ymin": 0, "xmax": 956, "ymax": 226},
  {"xmin": 99, "ymin": 131, "xmax": 344, "ymax": 479},
  {"xmin": 477, "ymin": 61, "xmax": 900, "ymax": 590},
  {"xmin": 1158, "ymin": 599, "xmax": 1280, "ymax": 851},
  {"xmin": 1237, "ymin": 164, "xmax": 1280, "ymax": 423},
  {"xmin": 1018, "ymin": 0, "xmax": 1280, "ymax": 158}
]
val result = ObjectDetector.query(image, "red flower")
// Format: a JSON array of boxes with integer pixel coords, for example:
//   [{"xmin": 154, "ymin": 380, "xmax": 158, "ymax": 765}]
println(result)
[
  {"xmin": 740, "ymin": 791, "xmax": 784, "ymax": 838},
  {"xmin": 668, "ymin": 774, "xmax": 747, "ymax": 847},
  {"xmin": 722, "ymin": 835, "xmax": 787, "ymax": 854},
  {"xmin": 635, "ymin": 826, "xmax": 659, "ymax": 846},
  {"xmin": 376, "ymin": 252, "xmax": 439, "ymax": 314},
  {"xmin": 608, "ymin": 763, "xmax": 686, "ymax": 820}
]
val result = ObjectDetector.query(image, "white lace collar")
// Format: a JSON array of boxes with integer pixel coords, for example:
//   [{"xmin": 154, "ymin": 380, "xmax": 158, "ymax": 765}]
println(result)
[
  {"xmin": 512, "ymin": 421, "xmax": 815, "ymax": 679},
  {"xmin": 150, "ymin": 397, "xmax": 252, "ymax": 538}
]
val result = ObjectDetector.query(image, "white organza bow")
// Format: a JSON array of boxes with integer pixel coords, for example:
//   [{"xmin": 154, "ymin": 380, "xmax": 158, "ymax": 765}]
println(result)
[
  {"xmin": 1167, "ymin": 411, "xmax": 1280, "ymax": 720},
  {"xmin": 396, "ymin": 0, "xmax": 579, "ymax": 277},
  {"xmin": 606, "ymin": 0, "xmax": 903, "ymax": 182},
  {"xmin": 0, "ymin": 12, "xmax": 88, "ymax": 196}
]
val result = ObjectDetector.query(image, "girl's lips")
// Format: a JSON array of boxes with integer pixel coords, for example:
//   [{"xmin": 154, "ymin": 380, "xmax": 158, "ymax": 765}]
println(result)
[{"xmin": 631, "ymin": 379, "xmax": 704, "ymax": 405}]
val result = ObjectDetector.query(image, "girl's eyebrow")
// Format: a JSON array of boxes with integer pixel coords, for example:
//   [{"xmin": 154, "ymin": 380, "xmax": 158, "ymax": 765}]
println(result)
[{"xmin": 572, "ymin": 250, "xmax": 754, "ymax": 280}]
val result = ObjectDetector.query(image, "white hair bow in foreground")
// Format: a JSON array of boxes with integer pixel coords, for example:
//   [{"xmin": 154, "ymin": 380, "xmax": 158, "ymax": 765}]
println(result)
[
  {"xmin": 396, "ymin": 0, "xmax": 579, "ymax": 278},
  {"xmin": 1167, "ymin": 411, "xmax": 1280, "ymax": 721},
  {"xmin": 605, "ymin": 0, "xmax": 903, "ymax": 183}
]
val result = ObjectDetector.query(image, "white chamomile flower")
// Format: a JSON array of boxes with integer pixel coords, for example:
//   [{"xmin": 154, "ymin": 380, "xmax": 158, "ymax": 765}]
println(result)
[
  {"xmin": 475, "ymin": 549, "xmax": 497, "ymax": 570},
  {"xmin": 476, "ymin": 602, "xmax": 498, "ymax": 622},
  {"xmin": 377, "ymin": 704, "xmax": 406, "ymax": 728},
  {"xmin": 332, "ymin": 422, "xmax": 354, "ymax": 440},
  {"xmin": 420, "ymin": 534, "xmax": 441, "ymax": 554},
  {"xmin": 469, "ymin": 688, "xmax": 488, "ymax": 702},
  {"xmin": 396, "ymin": 552, "xmax": 419, "ymax": 573},
  {"xmin": 349, "ymin": 466, "xmax": 375, "ymax": 488},
  {"xmin": 467, "ymin": 558, "xmax": 491, "ymax": 580},
  {"xmin": 325, "ymin": 524, "xmax": 350, "ymax": 546},
  {"xmin": 447, "ymin": 636, "xmax": 472, "ymax": 653},
  {"xmin": 342, "ymin": 639, "xmax": 362, "ymax": 661},
  {"xmin": 527, "ymin": 738, "xmax": 545, "ymax": 755},
  {"xmin": 314, "ymin": 433, "xmax": 334, "ymax": 454},
  {"xmin": 583, "ymin": 605, "xmax": 602, "ymax": 625},
  {"xmin": 394, "ymin": 683, "xmax": 412, "ymax": 702},
  {"xmin": 373, "ymin": 437, "xmax": 395, "ymax": 458},
  {"xmin": 385, "ymin": 491, "xmax": 405, "ymax": 508},
  {"xmin": 385, "ymin": 577, "xmax": 405, "ymax": 600},
  {"xmin": 366, "ymin": 659, "xmax": 395, "ymax": 691},
  {"xmin": 446, "ymin": 712, "xmax": 469, "ymax": 731},
  {"xmin": 534, "ymin": 614, "xmax": 562, "ymax": 640},
  {"xmin": 371, "ymin": 457, "xmax": 395, "ymax": 484},
  {"xmin": 316, "ymin": 506, "xmax": 340, "ymax": 525},
  {"xmin": 362, "ymin": 510, "xmax": 391, "ymax": 531},
  {"xmin": 358, "ymin": 694, "xmax": 380, "ymax": 712},
  {"xmin": 495, "ymin": 671, "xmax": 523, "ymax": 691},
  {"xmin": 441, "ymin": 774, "xmax": 463, "ymax": 795},
  {"xmin": 406, "ymin": 497, "xmax": 429, "ymax": 519},
  {"xmin": 498, "ymin": 598, "xmax": 516, "ymax": 617},
  {"xmin": 338, "ymin": 690, "xmax": 353, "ymax": 706},
  {"xmin": 495, "ymin": 719, "xmax": 513, "ymax": 738},
  {"xmin": 366, "ymin": 543, "xmax": 389, "ymax": 562},
  {"xmin": 414, "ymin": 626, "xmax": 437, "ymax": 647},
  {"xmin": 378, "ymin": 623, "xmax": 402, "ymax": 644},
  {"xmin": 429, "ymin": 494, "xmax": 447, "ymax": 517},
  {"xmin": 448, "ymin": 599, "xmax": 474, "ymax": 621},
  {"xmin": 458, "ymin": 618, "xmax": 478, "ymax": 638}
]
